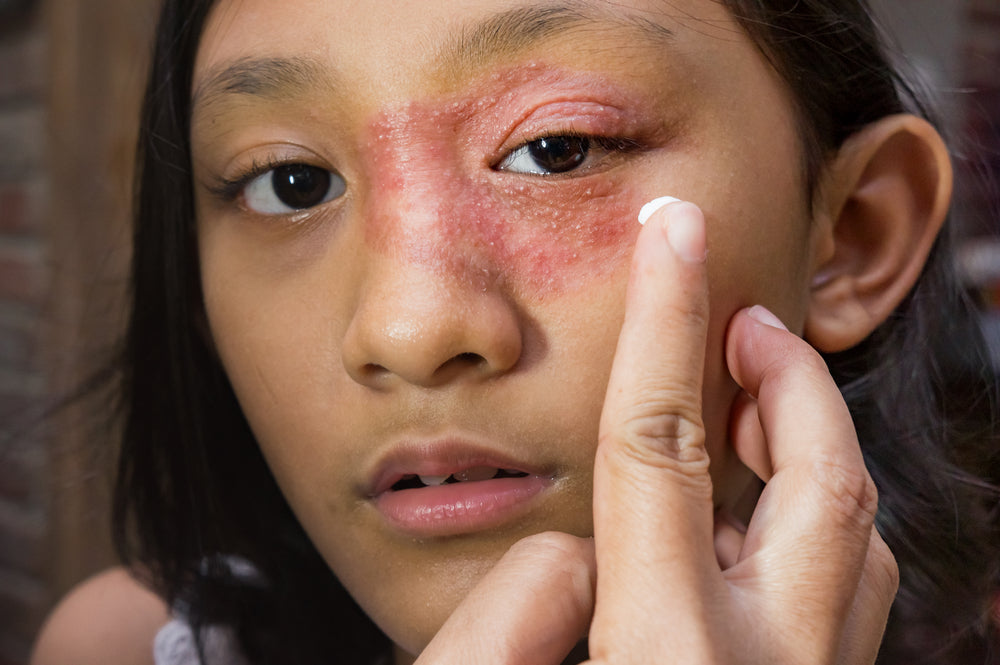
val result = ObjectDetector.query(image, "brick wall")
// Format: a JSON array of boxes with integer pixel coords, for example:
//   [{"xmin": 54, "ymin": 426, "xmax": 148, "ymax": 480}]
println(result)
[
  {"xmin": 0, "ymin": 2, "xmax": 155, "ymax": 663},
  {"xmin": 959, "ymin": 0, "xmax": 1000, "ymax": 237},
  {"xmin": 0, "ymin": 6, "xmax": 51, "ymax": 664},
  {"xmin": 955, "ymin": 0, "xmax": 1000, "ymax": 312}
]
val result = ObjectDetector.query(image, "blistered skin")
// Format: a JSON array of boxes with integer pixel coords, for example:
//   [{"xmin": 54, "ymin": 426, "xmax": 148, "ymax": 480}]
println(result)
[{"xmin": 362, "ymin": 65, "xmax": 654, "ymax": 297}]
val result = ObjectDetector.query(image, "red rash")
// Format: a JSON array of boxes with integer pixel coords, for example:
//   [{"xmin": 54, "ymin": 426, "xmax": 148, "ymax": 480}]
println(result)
[{"xmin": 362, "ymin": 65, "xmax": 648, "ymax": 299}]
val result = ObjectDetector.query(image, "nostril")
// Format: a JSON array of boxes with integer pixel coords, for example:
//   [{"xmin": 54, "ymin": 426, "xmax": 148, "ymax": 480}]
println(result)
[
  {"xmin": 360, "ymin": 363, "xmax": 391, "ymax": 380},
  {"xmin": 431, "ymin": 352, "xmax": 487, "ymax": 382},
  {"xmin": 452, "ymin": 352, "xmax": 484, "ymax": 366}
]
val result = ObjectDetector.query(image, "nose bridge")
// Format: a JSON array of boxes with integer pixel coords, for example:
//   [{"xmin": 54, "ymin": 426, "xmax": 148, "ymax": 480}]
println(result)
[
  {"xmin": 362, "ymin": 104, "xmax": 506, "ymax": 276},
  {"xmin": 343, "ymin": 112, "xmax": 521, "ymax": 388}
]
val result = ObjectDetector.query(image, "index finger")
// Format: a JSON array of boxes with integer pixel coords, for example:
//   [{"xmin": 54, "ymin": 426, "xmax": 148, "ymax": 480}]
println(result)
[{"xmin": 592, "ymin": 199, "xmax": 721, "ymax": 633}]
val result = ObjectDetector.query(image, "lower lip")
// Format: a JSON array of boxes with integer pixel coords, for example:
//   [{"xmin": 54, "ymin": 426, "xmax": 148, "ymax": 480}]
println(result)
[{"xmin": 373, "ymin": 476, "xmax": 552, "ymax": 537}]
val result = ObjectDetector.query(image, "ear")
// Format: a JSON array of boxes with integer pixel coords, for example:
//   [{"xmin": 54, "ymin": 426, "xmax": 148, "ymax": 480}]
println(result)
[{"xmin": 805, "ymin": 114, "xmax": 952, "ymax": 353}]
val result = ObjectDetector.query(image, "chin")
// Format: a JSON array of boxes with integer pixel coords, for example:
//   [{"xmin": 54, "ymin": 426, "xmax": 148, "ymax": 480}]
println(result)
[{"xmin": 362, "ymin": 549, "xmax": 500, "ymax": 656}]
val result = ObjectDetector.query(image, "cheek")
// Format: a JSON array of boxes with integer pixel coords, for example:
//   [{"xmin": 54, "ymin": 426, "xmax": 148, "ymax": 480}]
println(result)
[{"xmin": 363, "ymin": 107, "xmax": 640, "ymax": 297}]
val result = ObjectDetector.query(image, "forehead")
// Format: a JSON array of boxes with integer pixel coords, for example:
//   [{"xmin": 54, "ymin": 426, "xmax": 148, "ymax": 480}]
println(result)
[{"xmin": 192, "ymin": 0, "xmax": 746, "ymax": 105}]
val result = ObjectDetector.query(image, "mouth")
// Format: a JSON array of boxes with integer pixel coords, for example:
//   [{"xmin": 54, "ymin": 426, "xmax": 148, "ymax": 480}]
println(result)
[
  {"xmin": 368, "ymin": 445, "xmax": 554, "ymax": 537},
  {"xmin": 389, "ymin": 466, "xmax": 531, "ymax": 490}
]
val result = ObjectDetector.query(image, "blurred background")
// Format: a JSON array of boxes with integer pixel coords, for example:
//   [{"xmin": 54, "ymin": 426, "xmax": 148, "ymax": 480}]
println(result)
[{"xmin": 0, "ymin": 1, "xmax": 997, "ymax": 663}]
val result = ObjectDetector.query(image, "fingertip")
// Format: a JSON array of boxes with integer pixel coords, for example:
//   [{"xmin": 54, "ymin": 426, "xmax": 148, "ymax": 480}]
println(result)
[
  {"xmin": 725, "ymin": 305, "xmax": 794, "ymax": 386},
  {"xmin": 637, "ymin": 195, "xmax": 682, "ymax": 225},
  {"xmin": 713, "ymin": 510, "xmax": 746, "ymax": 570},
  {"xmin": 746, "ymin": 305, "xmax": 788, "ymax": 331},
  {"xmin": 724, "ymin": 311, "xmax": 780, "ymax": 405},
  {"xmin": 664, "ymin": 203, "xmax": 707, "ymax": 264},
  {"xmin": 636, "ymin": 198, "xmax": 708, "ymax": 266}
]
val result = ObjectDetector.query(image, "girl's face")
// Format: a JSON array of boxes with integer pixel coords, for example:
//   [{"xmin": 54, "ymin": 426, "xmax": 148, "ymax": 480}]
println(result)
[{"xmin": 192, "ymin": 0, "xmax": 828, "ymax": 655}]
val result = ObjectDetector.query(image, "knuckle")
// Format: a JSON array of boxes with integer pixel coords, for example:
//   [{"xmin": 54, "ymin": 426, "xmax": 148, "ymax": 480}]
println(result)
[
  {"xmin": 601, "ymin": 406, "xmax": 712, "ymax": 492},
  {"xmin": 809, "ymin": 456, "xmax": 879, "ymax": 530},
  {"xmin": 614, "ymin": 395, "xmax": 705, "ymax": 457}
]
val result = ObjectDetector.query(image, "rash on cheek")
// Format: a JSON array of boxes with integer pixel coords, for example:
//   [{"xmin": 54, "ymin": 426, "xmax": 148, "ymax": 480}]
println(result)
[{"xmin": 362, "ymin": 100, "xmax": 638, "ymax": 298}]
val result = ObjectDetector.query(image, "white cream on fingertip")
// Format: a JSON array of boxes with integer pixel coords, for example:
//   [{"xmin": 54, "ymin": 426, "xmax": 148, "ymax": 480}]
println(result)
[{"xmin": 637, "ymin": 196, "xmax": 682, "ymax": 225}]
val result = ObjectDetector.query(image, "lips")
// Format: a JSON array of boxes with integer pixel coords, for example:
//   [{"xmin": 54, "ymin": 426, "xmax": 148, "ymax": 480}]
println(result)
[{"xmin": 367, "ymin": 441, "xmax": 554, "ymax": 537}]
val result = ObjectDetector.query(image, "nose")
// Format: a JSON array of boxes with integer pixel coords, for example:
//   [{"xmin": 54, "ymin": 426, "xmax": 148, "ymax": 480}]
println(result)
[{"xmin": 342, "ymin": 252, "xmax": 524, "ymax": 389}]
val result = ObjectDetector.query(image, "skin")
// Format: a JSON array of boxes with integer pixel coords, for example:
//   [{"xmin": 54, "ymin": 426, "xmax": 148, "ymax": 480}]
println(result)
[
  {"xmin": 182, "ymin": 0, "xmax": 907, "ymax": 662},
  {"xmin": 31, "ymin": 569, "xmax": 168, "ymax": 665}
]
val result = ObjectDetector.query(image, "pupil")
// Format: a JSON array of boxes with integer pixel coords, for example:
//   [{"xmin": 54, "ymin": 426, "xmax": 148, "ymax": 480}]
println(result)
[
  {"xmin": 528, "ymin": 136, "xmax": 589, "ymax": 173},
  {"xmin": 272, "ymin": 164, "xmax": 331, "ymax": 209}
]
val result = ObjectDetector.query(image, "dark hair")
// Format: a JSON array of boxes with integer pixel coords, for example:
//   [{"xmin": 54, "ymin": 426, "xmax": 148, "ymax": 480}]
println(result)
[{"xmin": 113, "ymin": 1, "xmax": 1000, "ymax": 663}]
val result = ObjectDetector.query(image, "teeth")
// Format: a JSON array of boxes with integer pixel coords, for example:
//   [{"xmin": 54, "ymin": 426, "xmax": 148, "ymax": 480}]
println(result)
[
  {"xmin": 417, "ymin": 475, "xmax": 450, "ymax": 486},
  {"xmin": 415, "ymin": 466, "xmax": 522, "ymax": 486},
  {"xmin": 453, "ymin": 466, "xmax": 500, "ymax": 482}
]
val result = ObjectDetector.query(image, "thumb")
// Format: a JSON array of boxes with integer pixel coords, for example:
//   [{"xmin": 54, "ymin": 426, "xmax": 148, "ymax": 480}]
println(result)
[{"xmin": 415, "ymin": 532, "xmax": 596, "ymax": 665}]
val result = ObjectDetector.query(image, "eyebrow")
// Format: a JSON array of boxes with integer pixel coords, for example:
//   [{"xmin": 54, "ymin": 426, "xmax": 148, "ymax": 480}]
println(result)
[
  {"xmin": 193, "ymin": 55, "xmax": 329, "ymax": 111},
  {"xmin": 191, "ymin": 1, "xmax": 674, "ymax": 114}
]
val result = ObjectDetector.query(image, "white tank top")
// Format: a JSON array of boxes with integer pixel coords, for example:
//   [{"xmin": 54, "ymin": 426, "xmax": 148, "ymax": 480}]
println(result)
[{"xmin": 153, "ymin": 617, "xmax": 249, "ymax": 665}]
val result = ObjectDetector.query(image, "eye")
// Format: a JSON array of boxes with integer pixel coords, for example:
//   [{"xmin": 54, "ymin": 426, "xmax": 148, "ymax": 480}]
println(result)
[
  {"xmin": 495, "ymin": 134, "xmax": 641, "ymax": 176},
  {"xmin": 244, "ymin": 164, "xmax": 346, "ymax": 214},
  {"xmin": 497, "ymin": 135, "xmax": 591, "ymax": 175}
]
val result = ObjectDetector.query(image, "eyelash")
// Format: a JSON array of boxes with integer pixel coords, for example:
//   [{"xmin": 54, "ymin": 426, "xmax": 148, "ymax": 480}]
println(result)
[{"xmin": 208, "ymin": 155, "xmax": 299, "ymax": 203}]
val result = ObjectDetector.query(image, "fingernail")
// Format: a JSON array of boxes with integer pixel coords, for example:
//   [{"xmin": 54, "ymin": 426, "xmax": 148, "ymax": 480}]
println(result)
[
  {"xmin": 637, "ymin": 196, "xmax": 681, "ymax": 225},
  {"xmin": 665, "ymin": 203, "xmax": 707, "ymax": 263},
  {"xmin": 747, "ymin": 305, "xmax": 788, "ymax": 331}
]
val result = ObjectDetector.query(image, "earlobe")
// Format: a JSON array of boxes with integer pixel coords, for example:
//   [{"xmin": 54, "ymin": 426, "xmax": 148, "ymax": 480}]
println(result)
[{"xmin": 805, "ymin": 114, "xmax": 953, "ymax": 353}]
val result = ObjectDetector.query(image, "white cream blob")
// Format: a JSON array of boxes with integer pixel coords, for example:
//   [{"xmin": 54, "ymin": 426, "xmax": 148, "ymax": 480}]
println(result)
[{"xmin": 637, "ymin": 196, "xmax": 681, "ymax": 225}]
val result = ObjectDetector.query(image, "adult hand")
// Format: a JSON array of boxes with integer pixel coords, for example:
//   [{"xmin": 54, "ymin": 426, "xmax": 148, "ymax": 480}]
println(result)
[
  {"xmin": 417, "ymin": 200, "xmax": 898, "ymax": 665},
  {"xmin": 590, "ymin": 200, "xmax": 898, "ymax": 664}
]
